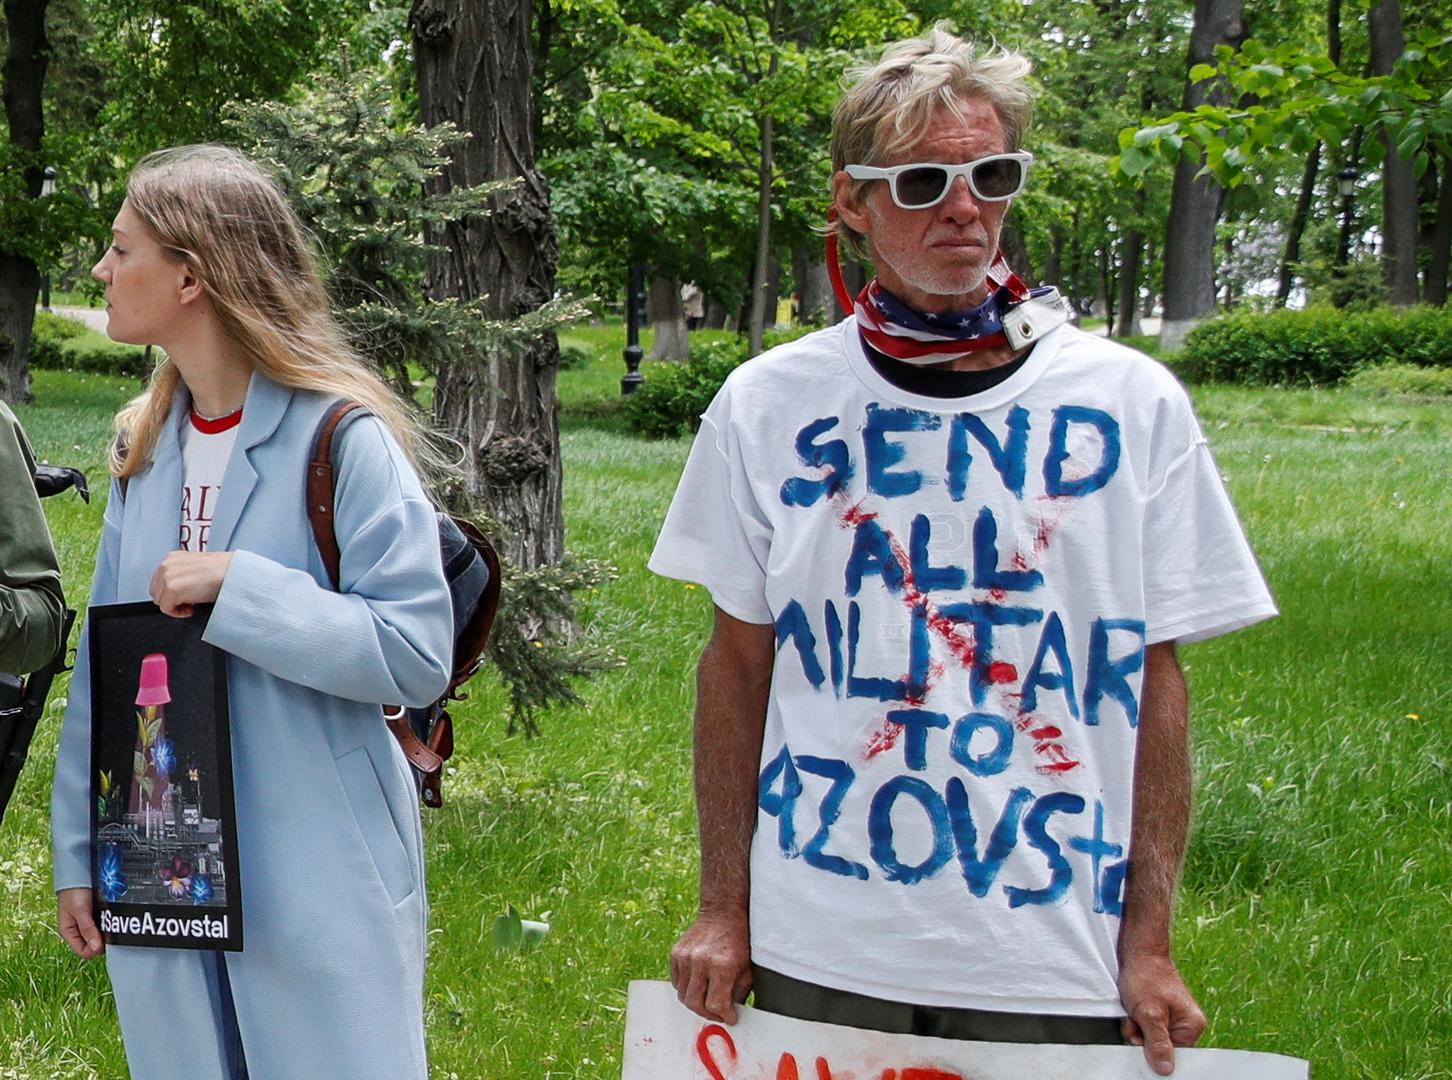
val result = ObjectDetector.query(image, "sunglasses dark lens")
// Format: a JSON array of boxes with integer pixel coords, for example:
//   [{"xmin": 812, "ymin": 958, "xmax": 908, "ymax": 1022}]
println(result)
[
  {"xmin": 972, "ymin": 158, "xmax": 1022, "ymax": 199},
  {"xmin": 895, "ymin": 166, "xmax": 950, "ymax": 207}
]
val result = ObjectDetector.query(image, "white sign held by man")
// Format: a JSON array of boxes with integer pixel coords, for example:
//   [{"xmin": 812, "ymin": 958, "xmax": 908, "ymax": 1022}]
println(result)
[{"xmin": 621, "ymin": 981, "xmax": 1308, "ymax": 1080}]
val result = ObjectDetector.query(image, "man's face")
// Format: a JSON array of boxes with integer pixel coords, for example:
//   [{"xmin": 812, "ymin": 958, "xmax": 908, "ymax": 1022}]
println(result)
[{"xmin": 834, "ymin": 97, "xmax": 1014, "ymax": 313}]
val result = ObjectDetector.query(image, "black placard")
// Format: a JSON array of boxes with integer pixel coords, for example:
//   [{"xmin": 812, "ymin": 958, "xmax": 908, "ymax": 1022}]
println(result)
[{"xmin": 89, "ymin": 602, "xmax": 242, "ymax": 950}]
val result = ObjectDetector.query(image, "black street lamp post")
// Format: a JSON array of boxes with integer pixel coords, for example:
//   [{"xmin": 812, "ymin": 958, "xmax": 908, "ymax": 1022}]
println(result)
[
  {"xmin": 621, "ymin": 263, "xmax": 646, "ymax": 395},
  {"xmin": 1335, "ymin": 165, "xmax": 1358, "ymax": 268},
  {"xmin": 40, "ymin": 165, "xmax": 55, "ymax": 311}
]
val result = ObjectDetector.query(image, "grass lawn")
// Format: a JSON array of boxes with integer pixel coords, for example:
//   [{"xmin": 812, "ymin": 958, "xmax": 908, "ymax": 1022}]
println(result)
[{"xmin": 1, "ymin": 337, "xmax": 1448, "ymax": 1079}]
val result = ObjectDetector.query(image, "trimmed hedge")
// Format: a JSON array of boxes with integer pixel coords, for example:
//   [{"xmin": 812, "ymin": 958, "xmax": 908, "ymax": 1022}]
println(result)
[
  {"xmin": 622, "ymin": 327, "xmax": 816, "ymax": 438},
  {"xmin": 30, "ymin": 311, "xmax": 150, "ymax": 377},
  {"xmin": 1175, "ymin": 305, "xmax": 1452, "ymax": 386},
  {"xmin": 622, "ymin": 338, "xmax": 749, "ymax": 438},
  {"xmin": 557, "ymin": 341, "xmax": 593, "ymax": 370},
  {"xmin": 1346, "ymin": 362, "xmax": 1452, "ymax": 397}
]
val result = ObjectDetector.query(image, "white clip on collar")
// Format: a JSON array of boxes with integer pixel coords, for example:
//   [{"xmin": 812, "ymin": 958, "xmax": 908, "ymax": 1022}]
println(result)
[{"xmin": 1003, "ymin": 289, "xmax": 1072, "ymax": 350}]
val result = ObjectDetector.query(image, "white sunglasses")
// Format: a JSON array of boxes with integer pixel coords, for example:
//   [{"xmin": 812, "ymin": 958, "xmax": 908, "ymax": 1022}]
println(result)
[{"xmin": 845, "ymin": 152, "xmax": 1034, "ymax": 209}]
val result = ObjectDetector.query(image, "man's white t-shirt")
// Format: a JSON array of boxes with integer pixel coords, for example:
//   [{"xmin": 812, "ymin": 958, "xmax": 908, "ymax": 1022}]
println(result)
[
  {"xmin": 649, "ymin": 319, "xmax": 1276, "ymax": 1016},
  {"xmin": 178, "ymin": 407, "xmax": 242, "ymax": 553}
]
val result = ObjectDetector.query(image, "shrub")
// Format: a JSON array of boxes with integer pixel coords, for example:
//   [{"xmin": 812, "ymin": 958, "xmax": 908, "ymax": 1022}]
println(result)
[
  {"xmin": 1176, "ymin": 305, "xmax": 1452, "ymax": 386},
  {"xmin": 557, "ymin": 340, "xmax": 593, "ymax": 370},
  {"xmin": 622, "ymin": 337, "xmax": 750, "ymax": 438},
  {"xmin": 30, "ymin": 313, "xmax": 150, "ymax": 377},
  {"xmin": 620, "ymin": 326, "xmax": 825, "ymax": 438},
  {"xmin": 1346, "ymin": 362, "xmax": 1452, "ymax": 398},
  {"xmin": 32, "ymin": 310, "xmax": 88, "ymax": 341}
]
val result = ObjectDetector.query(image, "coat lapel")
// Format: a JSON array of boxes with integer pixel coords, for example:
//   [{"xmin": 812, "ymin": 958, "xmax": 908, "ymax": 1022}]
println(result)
[{"xmin": 207, "ymin": 371, "xmax": 292, "ymax": 554}]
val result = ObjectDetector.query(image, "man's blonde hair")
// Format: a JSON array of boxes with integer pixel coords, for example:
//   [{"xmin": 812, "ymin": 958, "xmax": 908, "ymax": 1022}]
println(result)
[
  {"xmin": 110, "ymin": 145, "xmax": 448, "ymax": 485},
  {"xmin": 832, "ymin": 26, "xmax": 1035, "ymax": 260}
]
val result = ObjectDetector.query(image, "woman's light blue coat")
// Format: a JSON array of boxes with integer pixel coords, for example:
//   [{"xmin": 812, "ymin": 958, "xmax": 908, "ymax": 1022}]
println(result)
[{"xmin": 52, "ymin": 372, "xmax": 453, "ymax": 1079}]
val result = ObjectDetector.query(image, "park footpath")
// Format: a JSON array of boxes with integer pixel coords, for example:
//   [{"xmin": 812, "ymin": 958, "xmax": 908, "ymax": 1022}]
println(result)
[{"xmin": 52, "ymin": 306, "xmax": 109, "ymax": 334}]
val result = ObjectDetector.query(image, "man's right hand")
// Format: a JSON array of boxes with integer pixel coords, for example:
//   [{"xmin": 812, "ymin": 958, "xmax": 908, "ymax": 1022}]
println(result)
[
  {"xmin": 669, "ymin": 907, "xmax": 752, "ymax": 1024},
  {"xmin": 57, "ymin": 887, "xmax": 104, "ymax": 958}
]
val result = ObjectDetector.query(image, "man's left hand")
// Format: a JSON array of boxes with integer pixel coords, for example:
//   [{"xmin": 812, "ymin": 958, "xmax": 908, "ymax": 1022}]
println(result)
[
  {"xmin": 149, "ymin": 551, "xmax": 233, "ymax": 618},
  {"xmin": 1119, "ymin": 952, "xmax": 1206, "ymax": 1076}
]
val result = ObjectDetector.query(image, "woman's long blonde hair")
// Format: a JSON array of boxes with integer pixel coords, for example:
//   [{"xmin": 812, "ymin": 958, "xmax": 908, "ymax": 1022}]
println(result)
[{"xmin": 110, "ymin": 144, "xmax": 447, "ymax": 485}]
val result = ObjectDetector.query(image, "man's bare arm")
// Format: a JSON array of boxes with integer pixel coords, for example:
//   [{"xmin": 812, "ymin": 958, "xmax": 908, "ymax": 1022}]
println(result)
[
  {"xmin": 1118, "ymin": 640, "xmax": 1207, "ymax": 1076},
  {"xmin": 669, "ymin": 605, "xmax": 775, "ymax": 1024}
]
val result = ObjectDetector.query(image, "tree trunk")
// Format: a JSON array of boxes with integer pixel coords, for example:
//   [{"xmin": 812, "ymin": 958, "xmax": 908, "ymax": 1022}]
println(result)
[
  {"xmin": 1160, "ymin": 0, "xmax": 1244, "ymax": 352},
  {"xmin": 646, "ymin": 275, "xmax": 689, "ymax": 361},
  {"xmin": 1043, "ymin": 225, "xmax": 1065, "ymax": 289},
  {"xmin": 762, "ymin": 257, "xmax": 783, "ymax": 330},
  {"xmin": 1140, "ymin": 245, "xmax": 1158, "ymax": 317},
  {"xmin": 1114, "ymin": 229, "xmax": 1143, "ymax": 337},
  {"xmin": 1097, "ymin": 242, "xmax": 1113, "ymax": 328},
  {"xmin": 833, "ymin": 258, "xmax": 865, "ymax": 322},
  {"xmin": 0, "ymin": 0, "xmax": 51, "ymax": 404},
  {"xmin": 1000, "ymin": 223, "xmax": 1031, "ymax": 280},
  {"xmin": 1068, "ymin": 214, "xmax": 1088, "ymax": 315},
  {"xmin": 1276, "ymin": 142, "xmax": 1321, "ymax": 307},
  {"xmin": 793, "ymin": 243, "xmax": 834, "ymax": 325},
  {"xmin": 746, "ymin": 104, "xmax": 775, "ymax": 354},
  {"xmin": 411, "ymin": 0, "xmax": 562, "ymax": 570},
  {"xmin": 1221, "ymin": 229, "xmax": 1238, "ymax": 308},
  {"xmin": 704, "ymin": 294, "xmax": 731, "ymax": 329},
  {"xmin": 1427, "ymin": 153, "xmax": 1452, "ymax": 307},
  {"xmin": 1369, "ymin": 0, "xmax": 1418, "ymax": 306},
  {"xmin": 1280, "ymin": 0, "xmax": 1343, "ymax": 308}
]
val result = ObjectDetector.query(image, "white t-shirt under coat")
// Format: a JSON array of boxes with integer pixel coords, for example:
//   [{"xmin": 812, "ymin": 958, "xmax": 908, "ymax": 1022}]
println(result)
[{"xmin": 178, "ymin": 406, "xmax": 242, "ymax": 553}]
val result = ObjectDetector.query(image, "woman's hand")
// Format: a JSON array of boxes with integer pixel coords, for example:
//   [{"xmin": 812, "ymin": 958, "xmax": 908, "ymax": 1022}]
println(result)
[
  {"xmin": 57, "ymin": 888, "xmax": 104, "ymax": 958},
  {"xmin": 149, "ymin": 551, "xmax": 234, "ymax": 618}
]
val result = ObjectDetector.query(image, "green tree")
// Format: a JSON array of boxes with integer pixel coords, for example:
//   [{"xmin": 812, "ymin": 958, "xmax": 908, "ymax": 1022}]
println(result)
[
  {"xmin": 89, "ymin": 0, "xmax": 369, "ymax": 159},
  {"xmin": 1120, "ymin": 17, "xmax": 1452, "ymax": 307},
  {"xmin": 1018, "ymin": 0, "xmax": 1189, "ymax": 332},
  {"xmin": 229, "ymin": 59, "xmax": 612, "ymax": 736},
  {"xmin": 0, "ymin": 0, "xmax": 50, "ymax": 402},
  {"xmin": 537, "ymin": 0, "xmax": 924, "ymax": 346}
]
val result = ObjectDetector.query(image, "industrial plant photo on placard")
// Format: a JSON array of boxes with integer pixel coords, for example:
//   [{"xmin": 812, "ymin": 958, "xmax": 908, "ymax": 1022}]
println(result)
[{"xmin": 89, "ymin": 602, "xmax": 242, "ymax": 950}]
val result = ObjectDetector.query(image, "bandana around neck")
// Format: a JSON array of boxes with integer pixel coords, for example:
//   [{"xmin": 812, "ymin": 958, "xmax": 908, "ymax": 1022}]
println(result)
[
  {"xmin": 825, "ymin": 224, "xmax": 1032, "ymax": 364},
  {"xmin": 855, "ymin": 279, "xmax": 1018, "ymax": 362},
  {"xmin": 824, "ymin": 220, "xmax": 1072, "ymax": 365}
]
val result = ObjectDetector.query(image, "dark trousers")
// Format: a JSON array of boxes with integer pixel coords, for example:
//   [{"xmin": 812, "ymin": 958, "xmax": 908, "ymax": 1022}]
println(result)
[{"xmin": 751, "ymin": 966, "xmax": 1125, "ymax": 1044}]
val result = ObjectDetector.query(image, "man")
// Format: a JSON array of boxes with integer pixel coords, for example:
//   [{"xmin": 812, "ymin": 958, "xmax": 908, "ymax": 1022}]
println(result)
[
  {"xmin": 648, "ymin": 26, "xmax": 1276, "ymax": 1078},
  {"xmin": 0, "ymin": 399, "xmax": 65, "ymax": 675}
]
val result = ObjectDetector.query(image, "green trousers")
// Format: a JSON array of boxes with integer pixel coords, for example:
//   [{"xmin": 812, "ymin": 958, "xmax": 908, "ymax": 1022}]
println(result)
[{"xmin": 751, "ymin": 966, "xmax": 1125, "ymax": 1044}]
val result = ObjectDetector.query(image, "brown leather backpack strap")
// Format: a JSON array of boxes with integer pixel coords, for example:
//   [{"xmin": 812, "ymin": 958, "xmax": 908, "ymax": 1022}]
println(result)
[
  {"xmin": 419, "ymin": 709, "xmax": 454, "ymax": 808},
  {"xmin": 307, "ymin": 400, "xmax": 369, "ymax": 590},
  {"xmin": 309, "ymin": 401, "xmax": 446, "ymax": 784},
  {"xmin": 385, "ymin": 707, "xmax": 444, "ymax": 774}
]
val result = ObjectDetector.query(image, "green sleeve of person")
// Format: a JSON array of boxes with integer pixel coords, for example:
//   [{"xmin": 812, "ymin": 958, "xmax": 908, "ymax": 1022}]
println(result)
[{"xmin": 0, "ymin": 401, "xmax": 65, "ymax": 674}]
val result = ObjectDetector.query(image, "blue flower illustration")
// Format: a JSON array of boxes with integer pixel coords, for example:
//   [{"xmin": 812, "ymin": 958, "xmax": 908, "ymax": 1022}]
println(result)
[
  {"xmin": 151, "ymin": 737, "xmax": 175, "ymax": 780},
  {"xmin": 189, "ymin": 873, "xmax": 214, "ymax": 906},
  {"xmin": 98, "ymin": 844, "xmax": 128, "ymax": 902}
]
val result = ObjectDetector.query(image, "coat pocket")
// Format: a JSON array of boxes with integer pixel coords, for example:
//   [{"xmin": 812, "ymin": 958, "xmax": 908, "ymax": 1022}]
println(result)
[{"xmin": 334, "ymin": 745, "xmax": 415, "ymax": 905}]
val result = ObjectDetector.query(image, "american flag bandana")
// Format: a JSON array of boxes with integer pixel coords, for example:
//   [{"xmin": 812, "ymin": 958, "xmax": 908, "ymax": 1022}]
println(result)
[{"xmin": 852, "ymin": 252, "xmax": 1052, "ymax": 365}]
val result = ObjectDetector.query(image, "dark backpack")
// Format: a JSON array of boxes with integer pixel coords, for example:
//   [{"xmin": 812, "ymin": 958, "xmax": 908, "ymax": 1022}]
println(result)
[
  {"xmin": 0, "ymin": 465, "xmax": 88, "ymax": 826},
  {"xmin": 307, "ymin": 401, "xmax": 501, "ymax": 808}
]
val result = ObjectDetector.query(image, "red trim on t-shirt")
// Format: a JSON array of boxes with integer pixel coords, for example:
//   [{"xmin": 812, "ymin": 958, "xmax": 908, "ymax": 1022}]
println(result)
[{"xmin": 189, "ymin": 406, "xmax": 244, "ymax": 434}]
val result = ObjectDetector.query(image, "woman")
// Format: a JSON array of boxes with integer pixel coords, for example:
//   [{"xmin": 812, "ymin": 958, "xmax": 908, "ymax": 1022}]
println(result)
[{"xmin": 51, "ymin": 145, "xmax": 453, "ymax": 1079}]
